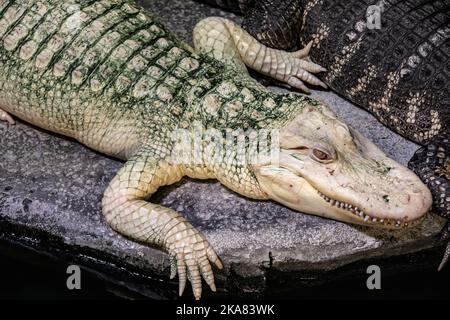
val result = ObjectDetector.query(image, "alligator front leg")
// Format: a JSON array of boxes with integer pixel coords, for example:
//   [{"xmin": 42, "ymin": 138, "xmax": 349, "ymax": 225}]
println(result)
[
  {"xmin": 193, "ymin": 17, "xmax": 326, "ymax": 93},
  {"xmin": 408, "ymin": 133, "xmax": 450, "ymax": 269},
  {"xmin": 101, "ymin": 145, "xmax": 222, "ymax": 299},
  {"xmin": 0, "ymin": 108, "xmax": 14, "ymax": 125}
]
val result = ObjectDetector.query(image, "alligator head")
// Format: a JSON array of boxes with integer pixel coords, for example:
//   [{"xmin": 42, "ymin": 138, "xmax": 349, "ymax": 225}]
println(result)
[{"xmin": 254, "ymin": 102, "xmax": 432, "ymax": 228}]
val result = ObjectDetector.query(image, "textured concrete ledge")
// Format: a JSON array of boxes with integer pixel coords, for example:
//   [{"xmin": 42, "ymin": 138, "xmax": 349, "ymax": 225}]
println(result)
[{"xmin": 0, "ymin": 0, "xmax": 446, "ymax": 299}]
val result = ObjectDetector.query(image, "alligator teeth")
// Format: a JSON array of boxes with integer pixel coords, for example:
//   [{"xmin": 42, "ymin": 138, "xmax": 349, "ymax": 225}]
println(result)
[{"xmin": 316, "ymin": 190, "xmax": 419, "ymax": 228}]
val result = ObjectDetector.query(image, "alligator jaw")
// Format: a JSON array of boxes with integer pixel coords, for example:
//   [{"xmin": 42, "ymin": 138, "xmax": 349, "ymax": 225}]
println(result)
[{"xmin": 316, "ymin": 190, "xmax": 424, "ymax": 229}]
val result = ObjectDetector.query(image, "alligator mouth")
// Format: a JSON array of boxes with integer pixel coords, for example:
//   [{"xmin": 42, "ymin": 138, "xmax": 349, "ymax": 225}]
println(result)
[{"xmin": 316, "ymin": 190, "xmax": 423, "ymax": 228}]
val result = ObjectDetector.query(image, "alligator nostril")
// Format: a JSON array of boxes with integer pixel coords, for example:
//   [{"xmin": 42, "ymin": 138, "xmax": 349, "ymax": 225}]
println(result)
[
  {"xmin": 399, "ymin": 194, "xmax": 411, "ymax": 205},
  {"xmin": 412, "ymin": 187, "xmax": 422, "ymax": 194}
]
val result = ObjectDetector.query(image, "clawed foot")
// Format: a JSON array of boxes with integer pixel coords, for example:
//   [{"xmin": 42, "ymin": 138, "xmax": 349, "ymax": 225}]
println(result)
[
  {"xmin": 193, "ymin": 18, "xmax": 326, "ymax": 94},
  {"xmin": 0, "ymin": 109, "xmax": 14, "ymax": 125},
  {"xmin": 167, "ymin": 227, "xmax": 223, "ymax": 300},
  {"xmin": 278, "ymin": 41, "xmax": 327, "ymax": 93}
]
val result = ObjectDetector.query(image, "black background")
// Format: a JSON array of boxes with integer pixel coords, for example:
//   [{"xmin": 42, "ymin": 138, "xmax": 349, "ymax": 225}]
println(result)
[{"xmin": 1, "ymin": 239, "xmax": 449, "ymax": 300}]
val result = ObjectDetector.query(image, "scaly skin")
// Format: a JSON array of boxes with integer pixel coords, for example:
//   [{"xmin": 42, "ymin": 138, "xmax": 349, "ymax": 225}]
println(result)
[
  {"xmin": 199, "ymin": 0, "xmax": 303, "ymax": 49},
  {"xmin": 198, "ymin": 0, "xmax": 450, "ymax": 268},
  {"xmin": 0, "ymin": 0, "xmax": 433, "ymax": 299}
]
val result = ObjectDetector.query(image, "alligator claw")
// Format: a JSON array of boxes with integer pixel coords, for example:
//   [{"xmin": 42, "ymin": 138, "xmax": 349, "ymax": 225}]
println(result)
[
  {"xmin": 438, "ymin": 223, "xmax": 450, "ymax": 271},
  {"xmin": 167, "ymin": 228, "xmax": 222, "ymax": 299},
  {"xmin": 292, "ymin": 40, "xmax": 313, "ymax": 59},
  {"xmin": 438, "ymin": 243, "xmax": 450, "ymax": 271},
  {"xmin": 0, "ymin": 108, "xmax": 15, "ymax": 125}
]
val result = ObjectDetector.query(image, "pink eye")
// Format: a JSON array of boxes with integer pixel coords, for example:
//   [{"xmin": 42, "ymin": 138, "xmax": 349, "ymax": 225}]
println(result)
[{"xmin": 311, "ymin": 148, "xmax": 333, "ymax": 163}]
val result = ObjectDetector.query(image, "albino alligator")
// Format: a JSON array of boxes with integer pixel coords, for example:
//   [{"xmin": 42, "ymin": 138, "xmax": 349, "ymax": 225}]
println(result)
[
  {"xmin": 198, "ymin": 0, "xmax": 450, "ymax": 267},
  {"xmin": 0, "ymin": 0, "xmax": 433, "ymax": 299}
]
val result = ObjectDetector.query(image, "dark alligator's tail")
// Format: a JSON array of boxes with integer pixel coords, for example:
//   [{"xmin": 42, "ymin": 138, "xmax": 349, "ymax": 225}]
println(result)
[
  {"xmin": 409, "ymin": 133, "xmax": 450, "ymax": 269},
  {"xmin": 241, "ymin": 0, "xmax": 303, "ymax": 50},
  {"xmin": 198, "ymin": 0, "xmax": 303, "ymax": 50},
  {"xmin": 198, "ymin": 0, "xmax": 249, "ymax": 13}
]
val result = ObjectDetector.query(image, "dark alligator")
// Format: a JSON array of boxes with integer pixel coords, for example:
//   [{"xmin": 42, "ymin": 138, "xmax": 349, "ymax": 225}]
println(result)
[{"xmin": 198, "ymin": 0, "xmax": 450, "ymax": 267}]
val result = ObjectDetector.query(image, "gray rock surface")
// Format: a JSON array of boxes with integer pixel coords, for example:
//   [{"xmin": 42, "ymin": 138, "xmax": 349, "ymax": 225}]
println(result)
[{"xmin": 0, "ymin": 0, "xmax": 446, "ymax": 299}]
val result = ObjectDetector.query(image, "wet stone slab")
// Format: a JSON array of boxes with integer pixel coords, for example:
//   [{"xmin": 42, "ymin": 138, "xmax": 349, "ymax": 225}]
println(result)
[{"xmin": 0, "ymin": 0, "xmax": 446, "ymax": 299}]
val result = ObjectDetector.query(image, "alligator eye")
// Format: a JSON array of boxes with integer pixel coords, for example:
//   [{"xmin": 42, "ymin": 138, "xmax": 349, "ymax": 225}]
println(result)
[{"xmin": 311, "ymin": 148, "xmax": 333, "ymax": 163}]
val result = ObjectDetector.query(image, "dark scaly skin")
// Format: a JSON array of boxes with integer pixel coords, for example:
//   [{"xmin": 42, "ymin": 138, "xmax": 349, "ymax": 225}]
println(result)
[
  {"xmin": 409, "ymin": 132, "xmax": 450, "ymax": 268},
  {"xmin": 0, "ymin": 0, "xmax": 437, "ymax": 298},
  {"xmin": 242, "ymin": 0, "xmax": 303, "ymax": 50},
  {"xmin": 201, "ymin": 0, "xmax": 249, "ymax": 12},
  {"xmin": 0, "ymin": 0, "xmax": 333, "ymax": 298},
  {"xmin": 410, "ymin": 133, "xmax": 450, "ymax": 217},
  {"xmin": 198, "ymin": 0, "xmax": 450, "ymax": 266},
  {"xmin": 201, "ymin": 0, "xmax": 303, "ymax": 49}
]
